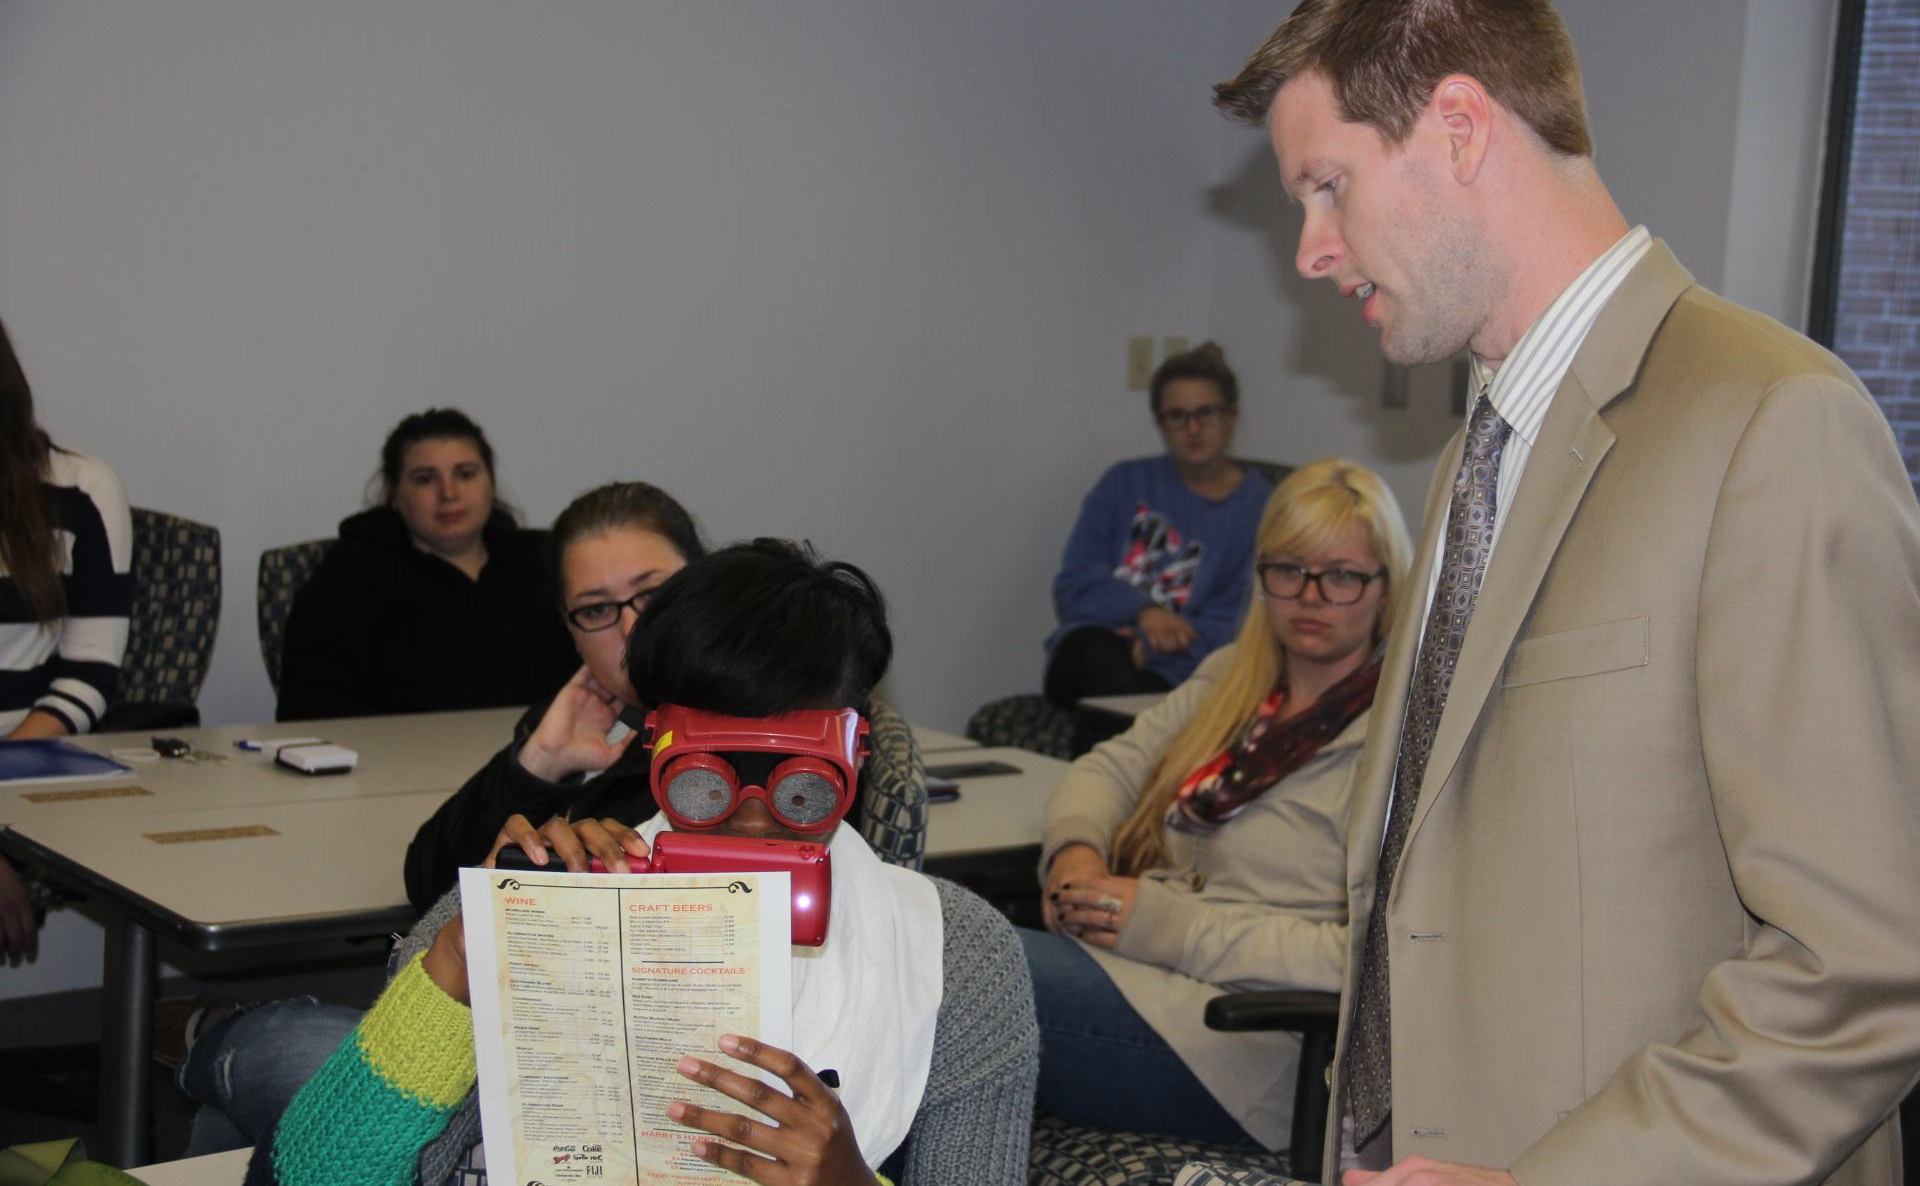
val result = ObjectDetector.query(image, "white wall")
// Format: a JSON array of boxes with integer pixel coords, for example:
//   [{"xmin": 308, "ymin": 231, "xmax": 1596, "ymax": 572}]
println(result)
[
  {"xmin": 0, "ymin": 0, "xmax": 1237, "ymax": 740},
  {"xmin": 0, "ymin": 2, "xmax": 1838, "ymax": 1000},
  {"xmin": 0, "ymin": 0, "xmax": 1243, "ymax": 999},
  {"xmin": 1724, "ymin": 1, "xmax": 1839, "ymax": 330},
  {"xmin": 1209, "ymin": 0, "xmax": 1838, "ymax": 521}
]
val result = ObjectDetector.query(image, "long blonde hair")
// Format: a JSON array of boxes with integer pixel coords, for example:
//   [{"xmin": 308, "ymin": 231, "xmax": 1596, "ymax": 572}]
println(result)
[{"xmin": 1109, "ymin": 458, "xmax": 1412, "ymax": 877}]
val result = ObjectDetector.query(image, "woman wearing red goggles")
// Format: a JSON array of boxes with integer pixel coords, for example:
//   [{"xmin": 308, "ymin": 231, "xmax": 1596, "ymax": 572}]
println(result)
[
  {"xmin": 241, "ymin": 538, "xmax": 1037, "ymax": 1186},
  {"xmin": 645, "ymin": 705, "xmax": 869, "ymax": 834}
]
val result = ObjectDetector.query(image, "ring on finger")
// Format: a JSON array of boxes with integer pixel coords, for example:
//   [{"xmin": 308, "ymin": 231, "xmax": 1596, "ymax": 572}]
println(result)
[{"xmin": 1097, "ymin": 894, "xmax": 1123, "ymax": 914}]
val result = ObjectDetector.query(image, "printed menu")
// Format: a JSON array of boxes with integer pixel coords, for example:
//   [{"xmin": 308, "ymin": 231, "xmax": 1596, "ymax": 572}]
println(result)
[{"xmin": 460, "ymin": 866, "xmax": 792, "ymax": 1185}]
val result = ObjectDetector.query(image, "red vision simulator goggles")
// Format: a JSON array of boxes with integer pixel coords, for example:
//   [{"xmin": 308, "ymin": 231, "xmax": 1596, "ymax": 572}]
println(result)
[{"xmin": 643, "ymin": 705, "xmax": 869, "ymax": 834}]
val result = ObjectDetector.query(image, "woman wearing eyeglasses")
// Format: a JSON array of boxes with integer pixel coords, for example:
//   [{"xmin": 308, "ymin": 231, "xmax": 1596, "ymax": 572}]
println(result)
[
  {"xmin": 173, "ymin": 481, "xmax": 708, "ymax": 1157},
  {"xmin": 277, "ymin": 408, "xmax": 578, "ymax": 722},
  {"xmin": 244, "ymin": 541, "xmax": 1037, "ymax": 1186},
  {"xmin": 400, "ymin": 479, "xmax": 704, "ymax": 912},
  {"xmin": 1043, "ymin": 341, "xmax": 1275, "ymax": 713},
  {"xmin": 1024, "ymin": 458, "xmax": 1411, "ymax": 1151}
]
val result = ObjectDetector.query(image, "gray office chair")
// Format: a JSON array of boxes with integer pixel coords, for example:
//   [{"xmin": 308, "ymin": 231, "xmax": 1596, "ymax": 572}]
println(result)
[
  {"xmin": 856, "ymin": 697, "xmax": 928, "ymax": 869},
  {"xmin": 98, "ymin": 507, "xmax": 222, "ymax": 732},
  {"xmin": 1029, "ymin": 991, "xmax": 1337, "ymax": 1186},
  {"xmin": 256, "ymin": 538, "xmax": 334, "ymax": 692}
]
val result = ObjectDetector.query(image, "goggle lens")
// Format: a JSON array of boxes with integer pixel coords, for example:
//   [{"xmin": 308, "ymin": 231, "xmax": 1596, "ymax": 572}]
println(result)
[
  {"xmin": 664, "ymin": 765, "xmax": 735, "ymax": 823},
  {"xmin": 772, "ymin": 768, "xmax": 840, "ymax": 827}
]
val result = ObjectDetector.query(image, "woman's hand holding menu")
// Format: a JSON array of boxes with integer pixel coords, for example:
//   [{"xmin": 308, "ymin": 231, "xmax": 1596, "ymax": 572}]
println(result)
[
  {"xmin": 669, "ymin": 1033, "xmax": 879, "ymax": 1186},
  {"xmin": 483, "ymin": 813, "xmax": 652, "ymax": 873}
]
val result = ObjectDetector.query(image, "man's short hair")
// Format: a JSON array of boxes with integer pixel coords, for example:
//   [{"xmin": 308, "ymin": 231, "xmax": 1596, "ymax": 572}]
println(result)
[{"xmin": 1213, "ymin": 0, "xmax": 1593, "ymax": 159}]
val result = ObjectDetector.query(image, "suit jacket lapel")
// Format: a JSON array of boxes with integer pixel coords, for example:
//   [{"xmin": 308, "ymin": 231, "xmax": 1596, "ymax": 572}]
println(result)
[{"xmin": 1394, "ymin": 242, "xmax": 1698, "ymax": 865}]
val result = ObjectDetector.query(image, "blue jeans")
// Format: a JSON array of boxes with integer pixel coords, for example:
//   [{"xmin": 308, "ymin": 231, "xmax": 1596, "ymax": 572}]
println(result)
[
  {"xmin": 1018, "ymin": 927, "xmax": 1256, "ymax": 1147},
  {"xmin": 175, "ymin": 996, "xmax": 364, "ymax": 1155}
]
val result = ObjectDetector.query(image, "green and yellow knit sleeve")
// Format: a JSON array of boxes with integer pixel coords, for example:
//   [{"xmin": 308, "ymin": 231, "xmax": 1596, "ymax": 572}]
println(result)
[{"xmin": 246, "ymin": 952, "xmax": 477, "ymax": 1186}]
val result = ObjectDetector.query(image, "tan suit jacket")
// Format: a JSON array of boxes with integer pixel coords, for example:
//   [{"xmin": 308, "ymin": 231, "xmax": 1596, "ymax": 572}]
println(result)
[{"xmin": 1326, "ymin": 243, "xmax": 1920, "ymax": 1186}]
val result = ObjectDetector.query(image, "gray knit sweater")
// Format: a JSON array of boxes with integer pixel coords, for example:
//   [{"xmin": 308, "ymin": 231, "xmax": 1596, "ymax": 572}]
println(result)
[{"xmin": 395, "ymin": 875, "xmax": 1037, "ymax": 1186}]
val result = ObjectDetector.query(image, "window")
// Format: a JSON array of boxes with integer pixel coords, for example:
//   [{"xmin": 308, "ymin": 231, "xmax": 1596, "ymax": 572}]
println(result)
[{"xmin": 1811, "ymin": 0, "xmax": 1920, "ymax": 499}]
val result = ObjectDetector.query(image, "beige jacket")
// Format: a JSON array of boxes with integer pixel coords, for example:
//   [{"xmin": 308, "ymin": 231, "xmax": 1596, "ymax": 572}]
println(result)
[
  {"xmin": 1328, "ymin": 242, "xmax": 1920, "ymax": 1185},
  {"xmin": 1043, "ymin": 647, "xmax": 1365, "ymax": 1150}
]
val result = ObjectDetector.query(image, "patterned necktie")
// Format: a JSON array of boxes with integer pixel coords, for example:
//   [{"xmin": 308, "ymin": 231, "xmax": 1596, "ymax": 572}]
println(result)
[{"xmin": 1346, "ymin": 391, "xmax": 1512, "ymax": 1148}]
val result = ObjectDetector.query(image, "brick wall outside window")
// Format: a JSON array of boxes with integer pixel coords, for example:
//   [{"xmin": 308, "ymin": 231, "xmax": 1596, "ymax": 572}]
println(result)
[{"xmin": 1832, "ymin": 0, "xmax": 1920, "ymax": 498}]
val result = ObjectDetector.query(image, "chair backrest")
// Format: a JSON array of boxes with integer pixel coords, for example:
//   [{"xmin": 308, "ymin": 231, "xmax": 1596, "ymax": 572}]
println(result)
[
  {"xmin": 965, "ymin": 693, "xmax": 1076, "ymax": 761},
  {"xmin": 855, "ymin": 697, "xmax": 928, "ymax": 870},
  {"xmin": 116, "ymin": 508, "xmax": 222, "ymax": 708},
  {"xmin": 256, "ymin": 539, "xmax": 335, "ymax": 692},
  {"xmin": 1233, "ymin": 458, "xmax": 1295, "ymax": 488}
]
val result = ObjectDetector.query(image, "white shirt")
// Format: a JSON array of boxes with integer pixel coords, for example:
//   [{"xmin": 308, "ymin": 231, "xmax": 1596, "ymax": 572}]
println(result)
[
  {"xmin": 1385, "ymin": 226, "xmax": 1655, "ymax": 846},
  {"xmin": 1419, "ymin": 226, "xmax": 1653, "ymax": 621}
]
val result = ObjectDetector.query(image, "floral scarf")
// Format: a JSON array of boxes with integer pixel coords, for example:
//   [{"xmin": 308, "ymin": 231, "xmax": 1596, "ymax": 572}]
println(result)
[{"xmin": 1167, "ymin": 654, "xmax": 1382, "ymax": 832}]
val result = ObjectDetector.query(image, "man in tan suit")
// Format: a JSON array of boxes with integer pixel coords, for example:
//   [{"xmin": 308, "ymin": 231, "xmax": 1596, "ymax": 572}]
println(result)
[{"xmin": 1213, "ymin": 2, "xmax": 1920, "ymax": 1184}]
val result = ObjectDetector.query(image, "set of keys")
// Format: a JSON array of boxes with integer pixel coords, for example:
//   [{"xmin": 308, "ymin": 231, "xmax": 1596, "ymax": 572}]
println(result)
[
  {"xmin": 107, "ymin": 736, "xmax": 231, "ymax": 765},
  {"xmin": 150, "ymin": 736, "xmax": 230, "ymax": 764}
]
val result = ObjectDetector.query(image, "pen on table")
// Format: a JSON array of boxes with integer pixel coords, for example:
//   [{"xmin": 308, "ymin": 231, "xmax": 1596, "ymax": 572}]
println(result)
[{"xmin": 233, "ymin": 737, "xmax": 323, "ymax": 752}]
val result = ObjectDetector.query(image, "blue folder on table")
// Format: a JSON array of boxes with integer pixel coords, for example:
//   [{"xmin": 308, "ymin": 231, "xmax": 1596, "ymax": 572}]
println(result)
[{"xmin": 0, "ymin": 739, "xmax": 134, "ymax": 784}]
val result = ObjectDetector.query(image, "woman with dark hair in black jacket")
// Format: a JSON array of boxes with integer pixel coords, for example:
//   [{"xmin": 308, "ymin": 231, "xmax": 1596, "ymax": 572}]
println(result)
[
  {"xmin": 276, "ymin": 408, "xmax": 577, "ymax": 721},
  {"xmin": 401, "ymin": 479, "xmax": 705, "ymax": 909},
  {"xmin": 177, "ymin": 479, "xmax": 705, "ymax": 1155}
]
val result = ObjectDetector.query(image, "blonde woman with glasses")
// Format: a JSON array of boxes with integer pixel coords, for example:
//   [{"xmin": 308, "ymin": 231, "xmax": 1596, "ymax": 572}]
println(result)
[{"xmin": 1022, "ymin": 458, "xmax": 1410, "ymax": 1151}]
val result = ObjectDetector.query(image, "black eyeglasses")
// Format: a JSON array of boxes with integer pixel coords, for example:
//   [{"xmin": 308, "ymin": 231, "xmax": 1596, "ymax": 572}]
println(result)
[
  {"xmin": 566, "ymin": 591, "xmax": 652, "ymax": 632},
  {"xmin": 1156, "ymin": 404, "xmax": 1232, "ymax": 429},
  {"xmin": 1256, "ymin": 562, "xmax": 1386, "ymax": 605}
]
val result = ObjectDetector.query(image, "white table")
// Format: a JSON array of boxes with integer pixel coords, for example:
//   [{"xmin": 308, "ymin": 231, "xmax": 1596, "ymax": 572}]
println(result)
[
  {"xmin": 1078, "ymin": 691, "xmax": 1167, "ymax": 720},
  {"xmin": 2, "ymin": 707, "xmax": 521, "ymax": 825},
  {"xmin": 921, "ymin": 746, "xmax": 1066, "ymax": 925},
  {"xmin": 128, "ymin": 1148, "xmax": 249, "ymax": 1186},
  {"xmin": 0, "ymin": 707, "xmax": 522, "ymax": 1168},
  {"xmin": 922, "ymin": 746, "xmax": 1065, "ymax": 861},
  {"xmin": 908, "ymin": 722, "xmax": 979, "ymax": 754}
]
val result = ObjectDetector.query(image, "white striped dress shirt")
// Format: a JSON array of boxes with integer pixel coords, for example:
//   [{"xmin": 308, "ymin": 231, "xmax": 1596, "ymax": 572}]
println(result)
[{"xmin": 1420, "ymin": 225, "xmax": 1654, "ymax": 620}]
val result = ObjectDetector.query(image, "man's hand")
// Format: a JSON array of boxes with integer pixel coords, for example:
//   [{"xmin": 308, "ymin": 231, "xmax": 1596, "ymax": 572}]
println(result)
[
  {"xmin": 670, "ymin": 1033, "xmax": 877, "ymax": 1186},
  {"xmin": 483, "ymin": 813, "xmax": 651, "ymax": 873},
  {"xmin": 1051, "ymin": 874, "xmax": 1140, "ymax": 947},
  {"xmin": 517, "ymin": 665, "xmax": 635, "ymax": 783},
  {"xmin": 1135, "ymin": 605, "xmax": 1199, "ymax": 656},
  {"xmin": 0, "ymin": 857, "xmax": 39, "ymax": 961},
  {"xmin": 1344, "ymin": 1158, "xmax": 1515, "ymax": 1186},
  {"xmin": 420, "ymin": 914, "xmax": 471, "ymax": 1005}
]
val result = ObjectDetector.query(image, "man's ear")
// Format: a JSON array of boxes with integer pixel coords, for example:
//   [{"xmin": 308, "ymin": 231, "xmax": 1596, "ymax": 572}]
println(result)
[{"xmin": 1429, "ymin": 74, "xmax": 1493, "ymax": 184}]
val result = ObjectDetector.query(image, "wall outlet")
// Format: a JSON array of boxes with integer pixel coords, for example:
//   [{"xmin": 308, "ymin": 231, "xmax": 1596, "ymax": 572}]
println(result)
[{"xmin": 1126, "ymin": 335, "xmax": 1155, "ymax": 390}]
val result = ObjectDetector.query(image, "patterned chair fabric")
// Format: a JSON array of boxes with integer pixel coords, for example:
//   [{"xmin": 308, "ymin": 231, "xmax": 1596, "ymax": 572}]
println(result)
[
  {"xmin": 114, "ymin": 508, "xmax": 222, "ymax": 709},
  {"xmin": 965, "ymin": 693, "xmax": 1077, "ymax": 761},
  {"xmin": 256, "ymin": 539, "xmax": 335, "ymax": 692},
  {"xmin": 1233, "ymin": 458, "xmax": 1295, "ymax": 489},
  {"xmin": 856, "ymin": 697, "xmax": 927, "ymax": 870},
  {"xmin": 1028, "ymin": 1113, "xmax": 1294, "ymax": 1186},
  {"xmin": 1171, "ymin": 1162, "xmax": 1307, "ymax": 1186}
]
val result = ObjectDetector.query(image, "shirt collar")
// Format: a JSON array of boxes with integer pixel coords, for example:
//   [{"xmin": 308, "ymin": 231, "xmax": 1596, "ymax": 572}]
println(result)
[{"xmin": 1469, "ymin": 225, "xmax": 1653, "ymax": 446}]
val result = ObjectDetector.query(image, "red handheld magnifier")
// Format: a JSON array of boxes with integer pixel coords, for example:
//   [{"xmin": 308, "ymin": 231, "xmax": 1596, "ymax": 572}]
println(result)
[{"xmin": 643, "ymin": 705, "xmax": 868, "ymax": 834}]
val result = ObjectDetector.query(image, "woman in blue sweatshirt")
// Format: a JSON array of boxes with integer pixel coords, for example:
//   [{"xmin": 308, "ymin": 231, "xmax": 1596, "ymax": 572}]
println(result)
[{"xmin": 1045, "ymin": 342, "xmax": 1272, "ymax": 708}]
